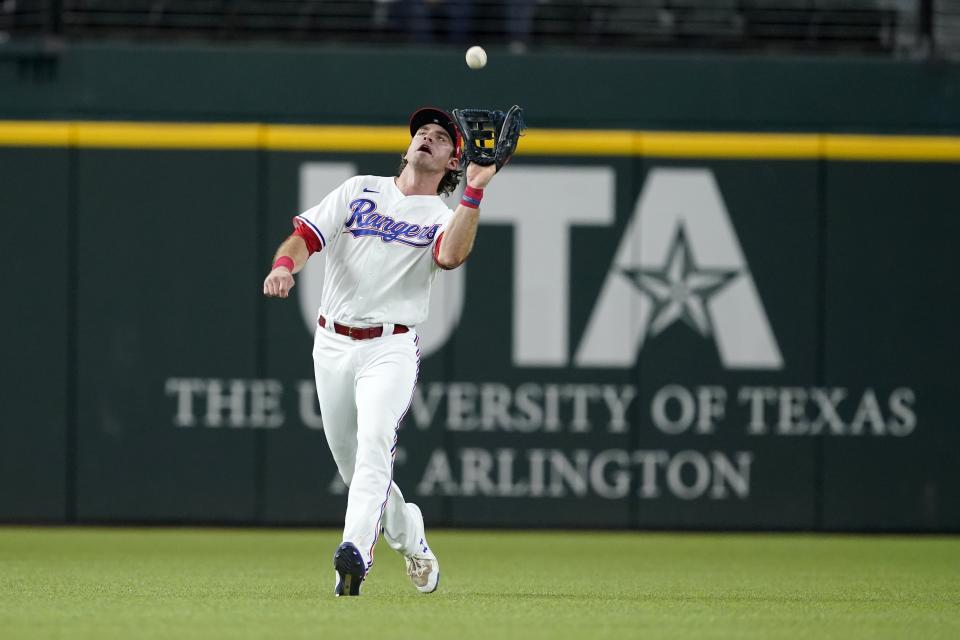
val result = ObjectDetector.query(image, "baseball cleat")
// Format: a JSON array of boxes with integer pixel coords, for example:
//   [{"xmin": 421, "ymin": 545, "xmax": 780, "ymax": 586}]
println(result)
[
  {"xmin": 405, "ymin": 554, "xmax": 440, "ymax": 594},
  {"xmin": 333, "ymin": 542, "xmax": 366, "ymax": 597},
  {"xmin": 405, "ymin": 504, "xmax": 440, "ymax": 594}
]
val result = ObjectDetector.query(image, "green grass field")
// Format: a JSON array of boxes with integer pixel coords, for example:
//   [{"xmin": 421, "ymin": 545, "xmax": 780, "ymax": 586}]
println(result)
[{"xmin": 0, "ymin": 528, "xmax": 957, "ymax": 639}]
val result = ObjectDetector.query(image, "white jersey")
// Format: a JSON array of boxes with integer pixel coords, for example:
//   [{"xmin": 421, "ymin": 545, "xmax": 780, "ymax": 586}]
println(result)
[{"xmin": 294, "ymin": 175, "xmax": 454, "ymax": 327}]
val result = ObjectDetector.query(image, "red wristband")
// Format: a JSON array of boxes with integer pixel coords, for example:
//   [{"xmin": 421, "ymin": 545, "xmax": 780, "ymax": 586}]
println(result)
[
  {"xmin": 461, "ymin": 185, "xmax": 484, "ymax": 209},
  {"xmin": 272, "ymin": 256, "xmax": 295, "ymax": 272}
]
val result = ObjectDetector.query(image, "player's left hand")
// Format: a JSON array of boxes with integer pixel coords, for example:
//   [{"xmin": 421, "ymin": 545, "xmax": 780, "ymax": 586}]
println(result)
[{"xmin": 466, "ymin": 162, "xmax": 497, "ymax": 190}]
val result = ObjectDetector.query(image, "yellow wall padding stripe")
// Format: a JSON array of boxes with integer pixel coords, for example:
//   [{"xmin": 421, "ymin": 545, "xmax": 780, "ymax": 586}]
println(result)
[
  {"xmin": 824, "ymin": 135, "xmax": 960, "ymax": 161},
  {"xmin": 0, "ymin": 121, "xmax": 73, "ymax": 146},
  {"xmin": 76, "ymin": 122, "xmax": 262, "ymax": 149},
  {"xmin": 266, "ymin": 125, "xmax": 408, "ymax": 152},
  {"xmin": 2, "ymin": 120, "xmax": 960, "ymax": 162},
  {"xmin": 641, "ymin": 132, "xmax": 823, "ymax": 159},
  {"xmin": 522, "ymin": 129, "xmax": 638, "ymax": 156}
]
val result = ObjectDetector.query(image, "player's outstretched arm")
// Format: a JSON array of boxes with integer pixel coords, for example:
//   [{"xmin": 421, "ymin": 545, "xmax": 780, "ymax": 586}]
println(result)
[
  {"xmin": 263, "ymin": 235, "xmax": 309, "ymax": 298},
  {"xmin": 436, "ymin": 163, "xmax": 497, "ymax": 269}
]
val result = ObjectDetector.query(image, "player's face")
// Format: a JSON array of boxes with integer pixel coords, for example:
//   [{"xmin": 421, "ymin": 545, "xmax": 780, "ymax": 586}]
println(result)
[{"xmin": 406, "ymin": 124, "xmax": 459, "ymax": 172}]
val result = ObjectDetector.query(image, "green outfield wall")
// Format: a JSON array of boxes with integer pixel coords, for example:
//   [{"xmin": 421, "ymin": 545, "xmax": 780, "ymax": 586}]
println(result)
[{"xmin": 0, "ymin": 43, "xmax": 958, "ymax": 530}]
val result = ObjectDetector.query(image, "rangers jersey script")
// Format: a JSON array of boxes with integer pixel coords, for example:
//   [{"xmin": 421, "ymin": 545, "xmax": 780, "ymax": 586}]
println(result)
[{"xmin": 294, "ymin": 175, "xmax": 454, "ymax": 327}]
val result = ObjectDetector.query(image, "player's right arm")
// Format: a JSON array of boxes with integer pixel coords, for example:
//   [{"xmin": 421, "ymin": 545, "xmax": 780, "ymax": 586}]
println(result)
[
  {"xmin": 262, "ymin": 176, "xmax": 358, "ymax": 299},
  {"xmin": 263, "ymin": 235, "xmax": 310, "ymax": 299}
]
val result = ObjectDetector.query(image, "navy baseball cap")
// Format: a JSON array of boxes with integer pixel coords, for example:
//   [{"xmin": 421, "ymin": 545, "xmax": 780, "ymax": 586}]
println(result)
[{"xmin": 409, "ymin": 107, "xmax": 462, "ymax": 159}]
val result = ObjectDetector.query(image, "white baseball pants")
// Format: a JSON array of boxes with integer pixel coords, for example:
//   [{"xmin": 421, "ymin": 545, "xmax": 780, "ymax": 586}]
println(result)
[{"xmin": 312, "ymin": 323, "xmax": 423, "ymax": 573}]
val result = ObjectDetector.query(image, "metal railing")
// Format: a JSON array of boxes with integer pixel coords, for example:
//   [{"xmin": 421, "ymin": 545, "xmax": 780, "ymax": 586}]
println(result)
[{"xmin": 0, "ymin": 1, "xmax": 956, "ymax": 57}]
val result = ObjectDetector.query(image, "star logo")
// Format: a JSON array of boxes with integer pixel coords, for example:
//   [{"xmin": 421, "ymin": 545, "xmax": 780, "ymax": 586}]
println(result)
[{"xmin": 621, "ymin": 229, "xmax": 738, "ymax": 338}]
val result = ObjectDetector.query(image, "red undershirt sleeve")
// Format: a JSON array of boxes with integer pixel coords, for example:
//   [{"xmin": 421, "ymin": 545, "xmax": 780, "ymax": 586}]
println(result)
[
  {"xmin": 432, "ymin": 231, "xmax": 454, "ymax": 270},
  {"xmin": 292, "ymin": 217, "xmax": 322, "ymax": 255}
]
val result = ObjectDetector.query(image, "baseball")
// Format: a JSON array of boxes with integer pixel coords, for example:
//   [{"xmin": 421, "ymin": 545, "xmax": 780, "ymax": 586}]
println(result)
[{"xmin": 465, "ymin": 46, "xmax": 487, "ymax": 70}]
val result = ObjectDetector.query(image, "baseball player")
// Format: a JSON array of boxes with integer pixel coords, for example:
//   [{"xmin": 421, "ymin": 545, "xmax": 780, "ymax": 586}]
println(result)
[{"xmin": 262, "ymin": 108, "xmax": 497, "ymax": 597}]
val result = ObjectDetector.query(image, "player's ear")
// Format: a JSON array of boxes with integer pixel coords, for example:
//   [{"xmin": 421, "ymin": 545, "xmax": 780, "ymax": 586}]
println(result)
[{"xmin": 445, "ymin": 153, "xmax": 459, "ymax": 171}]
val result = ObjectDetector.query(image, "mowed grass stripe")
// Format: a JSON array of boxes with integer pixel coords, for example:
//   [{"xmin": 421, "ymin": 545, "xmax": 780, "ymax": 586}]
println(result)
[{"xmin": 0, "ymin": 528, "xmax": 957, "ymax": 640}]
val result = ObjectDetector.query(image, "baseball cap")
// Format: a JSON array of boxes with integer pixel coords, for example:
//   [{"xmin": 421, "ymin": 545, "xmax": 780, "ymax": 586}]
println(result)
[{"xmin": 409, "ymin": 107, "xmax": 462, "ymax": 159}]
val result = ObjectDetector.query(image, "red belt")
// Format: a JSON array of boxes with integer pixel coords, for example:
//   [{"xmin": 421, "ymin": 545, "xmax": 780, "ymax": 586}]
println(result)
[{"xmin": 318, "ymin": 315, "xmax": 409, "ymax": 340}]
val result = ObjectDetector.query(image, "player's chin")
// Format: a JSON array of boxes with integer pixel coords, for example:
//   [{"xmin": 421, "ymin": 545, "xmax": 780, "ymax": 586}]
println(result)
[{"xmin": 408, "ymin": 154, "xmax": 442, "ymax": 172}]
